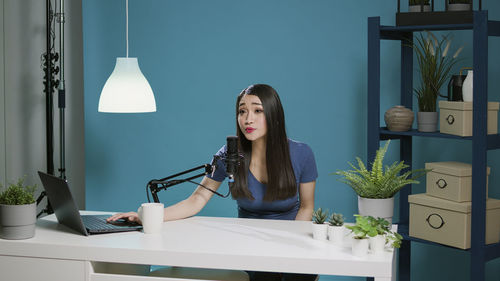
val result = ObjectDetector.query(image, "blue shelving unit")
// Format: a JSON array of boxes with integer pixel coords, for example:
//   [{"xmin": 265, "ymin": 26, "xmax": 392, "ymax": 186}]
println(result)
[{"xmin": 367, "ymin": 10, "xmax": 500, "ymax": 281}]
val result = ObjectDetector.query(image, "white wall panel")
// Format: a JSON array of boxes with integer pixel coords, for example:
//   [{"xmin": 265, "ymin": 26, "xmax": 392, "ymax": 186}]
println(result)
[{"xmin": 1, "ymin": 0, "xmax": 84, "ymax": 210}]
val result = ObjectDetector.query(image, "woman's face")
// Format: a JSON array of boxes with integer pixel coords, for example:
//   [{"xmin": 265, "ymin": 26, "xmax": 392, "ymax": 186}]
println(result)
[{"xmin": 238, "ymin": 94, "xmax": 267, "ymax": 142}]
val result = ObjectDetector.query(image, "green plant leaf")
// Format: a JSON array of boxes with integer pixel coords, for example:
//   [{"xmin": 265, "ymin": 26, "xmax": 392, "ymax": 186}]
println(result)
[
  {"xmin": 333, "ymin": 140, "xmax": 430, "ymax": 198},
  {"xmin": 0, "ymin": 177, "xmax": 37, "ymax": 205}
]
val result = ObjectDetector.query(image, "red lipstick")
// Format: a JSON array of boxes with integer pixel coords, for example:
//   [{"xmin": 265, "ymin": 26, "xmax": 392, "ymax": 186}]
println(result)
[{"xmin": 245, "ymin": 127, "xmax": 255, "ymax": 133}]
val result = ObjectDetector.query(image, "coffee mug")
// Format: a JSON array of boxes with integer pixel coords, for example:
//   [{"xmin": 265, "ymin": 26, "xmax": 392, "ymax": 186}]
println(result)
[{"xmin": 137, "ymin": 203, "xmax": 164, "ymax": 234}]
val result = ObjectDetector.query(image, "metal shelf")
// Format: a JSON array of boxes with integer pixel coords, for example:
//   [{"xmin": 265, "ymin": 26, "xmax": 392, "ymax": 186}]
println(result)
[
  {"xmin": 379, "ymin": 128, "xmax": 500, "ymax": 150},
  {"xmin": 380, "ymin": 128, "xmax": 473, "ymax": 140},
  {"xmin": 398, "ymin": 223, "xmax": 500, "ymax": 260},
  {"xmin": 367, "ymin": 10, "xmax": 498, "ymax": 281},
  {"xmin": 396, "ymin": 11, "xmax": 474, "ymax": 27}
]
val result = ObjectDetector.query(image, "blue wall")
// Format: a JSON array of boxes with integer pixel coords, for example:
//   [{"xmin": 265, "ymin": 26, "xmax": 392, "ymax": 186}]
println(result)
[{"xmin": 83, "ymin": 1, "xmax": 500, "ymax": 280}]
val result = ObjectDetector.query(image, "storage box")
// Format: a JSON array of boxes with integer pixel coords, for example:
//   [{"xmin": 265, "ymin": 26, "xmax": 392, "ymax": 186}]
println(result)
[
  {"xmin": 439, "ymin": 101, "xmax": 499, "ymax": 137},
  {"xmin": 425, "ymin": 162, "xmax": 490, "ymax": 202},
  {"xmin": 409, "ymin": 193, "xmax": 500, "ymax": 249}
]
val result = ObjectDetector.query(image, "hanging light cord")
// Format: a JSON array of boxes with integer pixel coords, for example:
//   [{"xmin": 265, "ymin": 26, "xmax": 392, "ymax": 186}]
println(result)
[{"xmin": 126, "ymin": 0, "xmax": 129, "ymax": 58}]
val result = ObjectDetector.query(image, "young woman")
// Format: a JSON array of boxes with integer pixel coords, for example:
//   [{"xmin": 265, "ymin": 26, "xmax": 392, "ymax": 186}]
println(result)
[{"xmin": 108, "ymin": 84, "xmax": 318, "ymax": 281}]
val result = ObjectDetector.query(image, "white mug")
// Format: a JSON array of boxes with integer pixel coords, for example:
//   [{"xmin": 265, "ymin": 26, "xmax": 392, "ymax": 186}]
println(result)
[{"xmin": 137, "ymin": 203, "xmax": 164, "ymax": 234}]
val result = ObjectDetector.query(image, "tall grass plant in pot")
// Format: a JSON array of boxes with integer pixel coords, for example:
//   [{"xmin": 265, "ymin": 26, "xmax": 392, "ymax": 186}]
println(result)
[
  {"xmin": 0, "ymin": 178, "xmax": 37, "ymax": 239},
  {"xmin": 334, "ymin": 140, "xmax": 428, "ymax": 223},
  {"xmin": 411, "ymin": 31, "xmax": 463, "ymax": 132}
]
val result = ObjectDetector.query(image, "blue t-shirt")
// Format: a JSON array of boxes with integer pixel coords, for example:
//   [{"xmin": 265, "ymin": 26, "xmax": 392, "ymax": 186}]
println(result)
[{"xmin": 208, "ymin": 139, "xmax": 318, "ymax": 220}]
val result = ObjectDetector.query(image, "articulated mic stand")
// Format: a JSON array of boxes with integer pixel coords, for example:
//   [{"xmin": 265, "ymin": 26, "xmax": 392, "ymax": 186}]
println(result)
[{"xmin": 147, "ymin": 156, "xmax": 230, "ymax": 203}]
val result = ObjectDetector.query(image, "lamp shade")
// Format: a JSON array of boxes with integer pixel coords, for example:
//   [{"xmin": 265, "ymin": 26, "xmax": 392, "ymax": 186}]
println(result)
[{"xmin": 98, "ymin": 57, "xmax": 156, "ymax": 113}]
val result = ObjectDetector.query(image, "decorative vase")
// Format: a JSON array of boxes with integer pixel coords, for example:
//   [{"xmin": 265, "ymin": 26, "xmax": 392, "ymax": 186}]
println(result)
[
  {"xmin": 462, "ymin": 70, "xmax": 473, "ymax": 102},
  {"xmin": 358, "ymin": 196, "xmax": 394, "ymax": 224},
  {"xmin": 351, "ymin": 237, "xmax": 369, "ymax": 257},
  {"xmin": 417, "ymin": 111, "xmax": 439, "ymax": 132},
  {"xmin": 312, "ymin": 223, "xmax": 328, "ymax": 240},
  {"xmin": 0, "ymin": 203, "xmax": 36, "ymax": 239},
  {"xmin": 447, "ymin": 3, "xmax": 471, "ymax": 11},
  {"xmin": 384, "ymin": 105, "xmax": 414, "ymax": 131},
  {"xmin": 328, "ymin": 225, "xmax": 345, "ymax": 244},
  {"xmin": 369, "ymin": 235, "xmax": 386, "ymax": 254},
  {"xmin": 409, "ymin": 4, "xmax": 431, "ymax": 12}
]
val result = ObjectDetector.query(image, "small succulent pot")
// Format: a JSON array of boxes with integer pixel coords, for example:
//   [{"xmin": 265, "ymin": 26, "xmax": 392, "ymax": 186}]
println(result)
[
  {"xmin": 328, "ymin": 225, "xmax": 345, "ymax": 244},
  {"xmin": 312, "ymin": 223, "xmax": 328, "ymax": 240},
  {"xmin": 384, "ymin": 105, "xmax": 414, "ymax": 132},
  {"xmin": 352, "ymin": 237, "xmax": 369, "ymax": 257},
  {"xmin": 369, "ymin": 235, "xmax": 386, "ymax": 254}
]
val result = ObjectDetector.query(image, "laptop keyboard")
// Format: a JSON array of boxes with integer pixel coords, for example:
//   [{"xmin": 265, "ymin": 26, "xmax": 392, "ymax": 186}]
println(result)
[{"xmin": 81, "ymin": 215, "xmax": 121, "ymax": 230}]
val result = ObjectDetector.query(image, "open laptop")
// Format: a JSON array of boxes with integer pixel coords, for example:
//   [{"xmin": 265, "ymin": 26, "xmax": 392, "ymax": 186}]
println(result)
[{"xmin": 38, "ymin": 171, "xmax": 143, "ymax": 236}]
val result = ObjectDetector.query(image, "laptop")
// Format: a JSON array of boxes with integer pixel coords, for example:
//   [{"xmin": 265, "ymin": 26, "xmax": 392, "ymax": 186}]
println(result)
[{"xmin": 38, "ymin": 171, "xmax": 143, "ymax": 236}]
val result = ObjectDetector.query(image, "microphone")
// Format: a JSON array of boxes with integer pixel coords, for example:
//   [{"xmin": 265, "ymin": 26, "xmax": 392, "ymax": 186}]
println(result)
[{"xmin": 225, "ymin": 136, "xmax": 239, "ymax": 184}]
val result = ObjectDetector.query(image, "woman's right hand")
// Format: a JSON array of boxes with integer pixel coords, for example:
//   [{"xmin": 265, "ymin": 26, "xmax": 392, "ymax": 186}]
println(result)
[{"xmin": 106, "ymin": 212, "xmax": 142, "ymax": 224}]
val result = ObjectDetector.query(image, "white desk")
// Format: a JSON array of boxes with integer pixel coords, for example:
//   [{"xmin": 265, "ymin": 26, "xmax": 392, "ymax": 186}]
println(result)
[{"xmin": 0, "ymin": 212, "xmax": 397, "ymax": 281}]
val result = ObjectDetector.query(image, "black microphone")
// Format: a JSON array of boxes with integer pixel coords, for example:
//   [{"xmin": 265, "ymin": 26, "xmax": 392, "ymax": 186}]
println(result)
[{"xmin": 225, "ymin": 136, "xmax": 239, "ymax": 184}]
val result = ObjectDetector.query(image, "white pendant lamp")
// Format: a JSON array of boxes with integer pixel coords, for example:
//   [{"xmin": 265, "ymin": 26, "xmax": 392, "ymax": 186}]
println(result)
[{"xmin": 98, "ymin": 0, "xmax": 156, "ymax": 113}]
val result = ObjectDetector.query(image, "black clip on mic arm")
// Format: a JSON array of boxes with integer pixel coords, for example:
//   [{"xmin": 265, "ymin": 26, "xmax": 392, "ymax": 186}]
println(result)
[{"xmin": 147, "ymin": 155, "xmax": 226, "ymax": 203}]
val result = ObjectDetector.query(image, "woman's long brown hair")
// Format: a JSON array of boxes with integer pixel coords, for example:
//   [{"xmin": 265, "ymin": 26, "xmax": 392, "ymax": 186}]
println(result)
[{"xmin": 231, "ymin": 84, "xmax": 297, "ymax": 201}]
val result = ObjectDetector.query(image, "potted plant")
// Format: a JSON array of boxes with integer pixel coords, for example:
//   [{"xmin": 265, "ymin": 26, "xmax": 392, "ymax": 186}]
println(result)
[
  {"xmin": 366, "ymin": 216, "xmax": 403, "ymax": 254},
  {"xmin": 327, "ymin": 212, "xmax": 345, "ymax": 244},
  {"xmin": 411, "ymin": 31, "xmax": 463, "ymax": 132},
  {"xmin": 386, "ymin": 229, "xmax": 403, "ymax": 249},
  {"xmin": 409, "ymin": 0, "xmax": 430, "ymax": 12},
  {"xmin": 366, "ymin": 216, "xmax": 391, "ymax": 254},
  {"xmin": 334, "ymin": 140, "xmax": 428, "ymax": 223},
  {"xmin": 345, "ymin": 215, "xmax": 375, "ymax": 257},
  {"xmin": 0, "ymin": 177, "xmax": 37, "ymax": 239},
  {"xmin": 447, "ymin": 0, "xmax": 471, "ymax": 11},
  {"xmin": 312, "ymin": 208, "xmax": 328, "ymax": 240}
]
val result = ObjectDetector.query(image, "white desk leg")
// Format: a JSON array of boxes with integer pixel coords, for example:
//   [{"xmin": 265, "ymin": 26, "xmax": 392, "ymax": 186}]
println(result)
[{"xmin": 374, "ymin": 248, "xmax": 398, "ymax": 281}]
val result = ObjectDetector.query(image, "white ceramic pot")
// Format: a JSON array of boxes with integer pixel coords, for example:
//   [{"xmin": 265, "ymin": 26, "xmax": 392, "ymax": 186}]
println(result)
[
  {"xmin": 462, "ymin": 70, "xmax": 473, "ymax": 102},
  {"xmin": 328, "ymin": 225, "xmax": 345, "ymax": 244},
  {"xmin": 352, "ymin": 237, "xmax": 369, "ymax": 257},
  {"xmin": 358, "ymin": 196, "xmax": 394, "ymax": 224},
  {"xmin": 312, "ymin": 223, "xmax": 328, "ymax": 240},
  {"xmin": 369, "ymin": 235, "xmax": 386, "ymax": 254}
]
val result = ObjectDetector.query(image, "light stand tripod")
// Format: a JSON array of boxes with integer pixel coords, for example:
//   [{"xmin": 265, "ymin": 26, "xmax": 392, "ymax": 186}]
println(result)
[{"xmin": 37, "ymin": 0, "xmax": 66, "ymax": 218}]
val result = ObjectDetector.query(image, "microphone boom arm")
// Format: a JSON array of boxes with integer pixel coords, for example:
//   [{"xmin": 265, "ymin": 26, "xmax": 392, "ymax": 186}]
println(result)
[
  {"xmin": 148, "ymin": 164, "xmax": 213, "ymax": 203},
  {"xmin": 147, "ymin": 153, "xmax": 229, "ymax": 203}
]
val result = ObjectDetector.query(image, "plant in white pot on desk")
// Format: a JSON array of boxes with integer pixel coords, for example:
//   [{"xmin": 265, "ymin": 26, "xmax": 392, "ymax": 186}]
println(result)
[
  {"xmin": 366, "ymin": 216, "xmax": 403, "ymax": 254},
  {"xmin": 411, "ymin": 31, "xmax": 463, "ymax": 132},
  {"xmin": 346, "ymin": 215, "xmax": 375, "ymax": 257},
  {"xmin": 312, "ymin": 208, "xmax": 328, "ymax": 240},
  {"xmin": 0, "ymin": 177, "xmax": 37, "ymax": 239},
  {"xmin": 334, "ymin": 140, "xmax": 428, "ymax": 223},
  {"xmin": 327, "ymin": 212, "xmax": 345, "ymax": 244}
]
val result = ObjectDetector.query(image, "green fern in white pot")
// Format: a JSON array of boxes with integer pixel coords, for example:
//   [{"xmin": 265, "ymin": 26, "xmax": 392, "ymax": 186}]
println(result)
[{"xmin": 333, "ymin": 140, "xmax": 428, "ymax": 223}]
